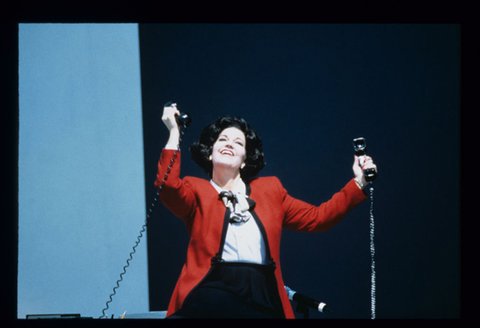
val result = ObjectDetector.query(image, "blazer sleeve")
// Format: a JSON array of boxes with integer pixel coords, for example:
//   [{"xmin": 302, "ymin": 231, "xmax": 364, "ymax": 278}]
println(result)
[
  {"xmin": 154, "ymin": 149, "xmax": 197, "ymax": 230},
  {"xmin": 277, "ymin": 177, "xmax": 368, "ymax": 232}
]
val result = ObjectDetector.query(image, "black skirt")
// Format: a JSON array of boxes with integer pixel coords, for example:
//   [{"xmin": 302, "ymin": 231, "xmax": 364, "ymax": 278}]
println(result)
[{"xmin": 168, "ymin": 262, "xmax": 285, "ymax": 319}]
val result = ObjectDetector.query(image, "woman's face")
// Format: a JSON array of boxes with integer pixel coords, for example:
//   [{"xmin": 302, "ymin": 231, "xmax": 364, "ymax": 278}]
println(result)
[{"xmin": 211, "ymin": 127, "xmax": 247, "ymax": 172}]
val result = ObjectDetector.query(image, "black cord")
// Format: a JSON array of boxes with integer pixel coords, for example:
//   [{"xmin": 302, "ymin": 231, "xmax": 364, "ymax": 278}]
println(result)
[
  {"xmin": 100, "ymin": 220, "xmax": 148, "ymax": 319},
  {"xmin": 99, "ymin": 121, "xmax": 187, "ymax": 319},
  {"xmin": 369, "ymin": 183, "xmax": 376, "ymax": 319}
]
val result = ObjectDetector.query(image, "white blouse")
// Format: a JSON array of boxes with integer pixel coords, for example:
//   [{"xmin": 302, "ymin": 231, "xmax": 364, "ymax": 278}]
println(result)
[{"xmin": 210, "ymin": 179, "xmax": 267, "ymax": 265}]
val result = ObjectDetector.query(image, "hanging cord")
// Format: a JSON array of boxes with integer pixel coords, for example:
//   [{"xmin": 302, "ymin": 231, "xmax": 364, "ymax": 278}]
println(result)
[
  {"xmin": 99, "ymin": 123, "xmax": 187, "ymax": 319},
  {"xmin": 369, "ymin": 183, "xmax": 376, "ymax": 320}
]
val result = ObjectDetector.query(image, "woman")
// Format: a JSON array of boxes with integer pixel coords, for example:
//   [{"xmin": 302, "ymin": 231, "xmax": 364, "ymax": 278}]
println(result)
[{"xmin": 156, "ymin": 103, "xmax": 377, "ymax": 318}]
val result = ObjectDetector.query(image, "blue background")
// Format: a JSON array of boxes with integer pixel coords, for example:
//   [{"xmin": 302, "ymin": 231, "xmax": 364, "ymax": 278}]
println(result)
[
  {"xmin": 17, "ymin": 24, "xmax": 149, "ymax": 319},
  {"xmin": 139, "ymin": 24, "xmax": 460, "ymax": 319}
]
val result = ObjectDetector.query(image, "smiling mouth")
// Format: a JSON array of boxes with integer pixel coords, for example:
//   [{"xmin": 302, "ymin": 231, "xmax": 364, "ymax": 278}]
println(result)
[{"xmin": 220, "ymin": 149, "xmax": 234, "ymax": 156}]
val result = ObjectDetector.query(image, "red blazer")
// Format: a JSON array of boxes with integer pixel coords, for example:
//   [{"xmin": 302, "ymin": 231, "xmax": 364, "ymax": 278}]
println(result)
[{"xmin": 155, "ymin": 149, "xmax": 367, "ymax": 318}]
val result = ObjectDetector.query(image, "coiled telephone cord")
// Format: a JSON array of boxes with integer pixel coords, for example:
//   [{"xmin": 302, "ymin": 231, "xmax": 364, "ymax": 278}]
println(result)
[
  {"xmin": 369, "ymin": 184, "xmax": 376, "ymax": 320},
  {"xmin": 99, "ymin": 126, "xmax": 186, "ymax": 319}
]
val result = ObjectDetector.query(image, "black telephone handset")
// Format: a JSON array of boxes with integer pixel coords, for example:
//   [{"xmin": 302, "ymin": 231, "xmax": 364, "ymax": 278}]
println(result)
[
  {"xmin": 353, "ymin": 137, "xmax": 377, "ymax": 182},
  {"xmin": 164, "ymin": 101, "xmax": 192, "ymax": 128},
  {"xmin": 176, "ymin": 112, "xmax": 191, "ymax": 128}
]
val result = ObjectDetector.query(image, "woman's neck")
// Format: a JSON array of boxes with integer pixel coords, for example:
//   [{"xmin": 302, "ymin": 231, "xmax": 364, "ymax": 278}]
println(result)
[{"xmin": 212, "ymin": 168, "xmax": 241, "ymax": 191}]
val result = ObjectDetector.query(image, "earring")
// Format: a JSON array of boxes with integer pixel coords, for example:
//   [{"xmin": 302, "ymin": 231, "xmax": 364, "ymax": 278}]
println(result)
[
  {"xmin": 241, "ymin": 163, "xmax": 246, "ymax": 169},
  {"xmin": 209, "ymin": 155, "xmax": 213, "ymax": 161}
]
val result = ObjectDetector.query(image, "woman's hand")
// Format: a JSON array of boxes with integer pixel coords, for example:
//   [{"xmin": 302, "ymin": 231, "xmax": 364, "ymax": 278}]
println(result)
[
  {"xmin": 352, "ymin": 155, "xmax": 377, "ymax": 189},
  {"xmin": 162, "ymin": 102, "xmax": 180, "ymax": 132},
  {"xmin": 162, "ymin": 102, "xmax": 181, "ymax": 149}
]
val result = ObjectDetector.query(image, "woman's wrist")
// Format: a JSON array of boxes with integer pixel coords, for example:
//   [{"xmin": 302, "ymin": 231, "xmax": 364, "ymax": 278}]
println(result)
[
  {"xmin": 354, "ymin": 177, "xmax": 366, "ymax": 190},
  {"xmin": 165, "ymin": 128, "xmax": 180, "ymax": 149}
]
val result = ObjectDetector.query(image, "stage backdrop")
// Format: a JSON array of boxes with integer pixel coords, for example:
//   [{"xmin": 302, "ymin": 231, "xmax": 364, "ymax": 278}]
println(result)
[
  {"xmin": 139, "ymin": 24, "xmax": 460, "ymax": 319},
  {"xmin": 18, "ymin": 24, "xmax": 148, "ymax": 318}
]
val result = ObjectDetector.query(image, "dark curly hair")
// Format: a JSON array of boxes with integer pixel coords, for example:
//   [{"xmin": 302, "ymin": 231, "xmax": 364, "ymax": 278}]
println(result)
[{"xmin": 190, "ymin": 116, "xmax": 265, "ymax": 181}]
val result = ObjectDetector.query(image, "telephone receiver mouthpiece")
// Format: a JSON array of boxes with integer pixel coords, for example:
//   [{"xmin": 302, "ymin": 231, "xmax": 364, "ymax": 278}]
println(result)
[{"xmin": 176, "ymin": 112, "xmax": 191, "ymax": 127}]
